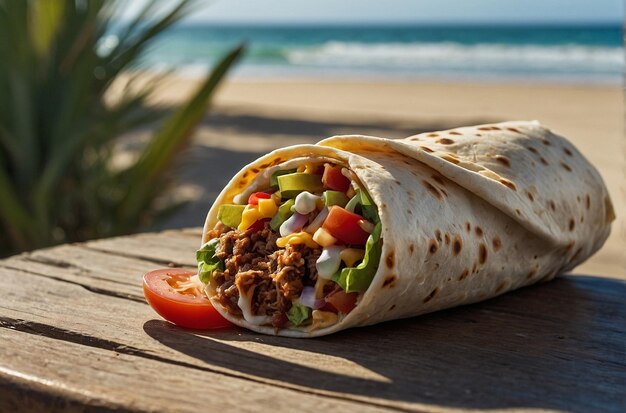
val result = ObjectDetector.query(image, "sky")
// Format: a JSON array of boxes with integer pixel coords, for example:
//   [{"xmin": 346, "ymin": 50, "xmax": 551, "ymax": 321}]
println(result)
[{"xmin": 122, "ymin": 0, "xmax": 624, "ymax": 25}]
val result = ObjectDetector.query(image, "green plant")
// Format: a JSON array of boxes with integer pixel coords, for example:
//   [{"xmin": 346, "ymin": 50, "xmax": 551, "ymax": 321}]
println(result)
[{"xmin": 0, "ymin": 0, "xmax": 244, "ymax": 255}]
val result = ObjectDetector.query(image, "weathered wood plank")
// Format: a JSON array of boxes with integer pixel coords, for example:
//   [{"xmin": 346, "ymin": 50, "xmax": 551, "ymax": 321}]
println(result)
[
  {"xmin": 0, "ymin": 328, "xmax": 393, "ymax": 413},
  {"xmin": 1, "ymin": 236, "xmax": 625, "ymax": 413}
]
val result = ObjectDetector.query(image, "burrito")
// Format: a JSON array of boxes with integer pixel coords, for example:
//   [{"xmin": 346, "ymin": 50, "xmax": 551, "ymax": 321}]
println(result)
[{"xmin": 197, "ymin": 121, "xmax": 614, "ymax": 337}]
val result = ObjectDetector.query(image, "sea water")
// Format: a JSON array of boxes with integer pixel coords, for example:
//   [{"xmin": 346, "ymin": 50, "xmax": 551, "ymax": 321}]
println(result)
[{"xmin": 122, "ymin": 23, "xmax": 624, "ymax": 84}]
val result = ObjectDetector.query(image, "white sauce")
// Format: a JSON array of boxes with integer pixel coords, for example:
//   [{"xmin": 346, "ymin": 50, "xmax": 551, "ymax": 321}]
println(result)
[
  {"xmin": 293, "ymin": 191, "xmax": 321, "ymax": 215},
  {"xmin": 237, "ymin": 288, "xmax": 271, "ymax": 325}
]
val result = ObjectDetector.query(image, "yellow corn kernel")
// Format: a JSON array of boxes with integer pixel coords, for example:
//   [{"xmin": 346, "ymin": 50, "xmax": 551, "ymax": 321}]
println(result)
[
  {"xmin": 276, "ymin": 231, "xmax": 319, "ymax": 248},
  {"xmin": 311, "ymin": 310, "xmax": 338, "ymax": 329},
  {"xmin": 257, "ymin": 198, "xmax": 278, "ymax": 217},
  {"xmin": 312, "ymin": 227, "xmax": 337, "ymax": 247},
  {"xmin": 340, "ymin": 248, "xmax": 365, "ymax": 267},
  {"xmin": 238, "ymin": 205, "xmax": 261, "ymax": 231}
]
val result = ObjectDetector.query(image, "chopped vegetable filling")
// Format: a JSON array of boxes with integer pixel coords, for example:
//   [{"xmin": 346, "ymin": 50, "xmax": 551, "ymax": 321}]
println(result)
[{"xmin": 198, "ymin": 162, "xmax": 382, "ymax": 330}]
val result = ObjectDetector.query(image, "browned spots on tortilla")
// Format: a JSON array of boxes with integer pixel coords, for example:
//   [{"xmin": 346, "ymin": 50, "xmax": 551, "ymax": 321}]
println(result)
[
  {"xmin": 527, "ymin": 146, "xmax": 538, "ymax": 154},
  {"xmin": 423, "ymin": 180, "xmax": 443, "ymax": 200},
  {"xmin": 432, "ymin": 174, "xmax": 446, "ymax": 186},
  {"xmin": 494, "ymin": 155, "xmax": 511, "ymax": 167},
  {"xmin": 576, "ymin": 195, "xmax": 581, "ymax": 203},
  {"xmin": 476, "ymin": 133, "xmax": 482, "ymax": 137},
  {"xmin": 449, "ymin": 131, "xmax": 462, "ymax": 135},
  {"xmin": 477, "ymin": 126, "xmax": 491, "ymax": 131},
  {"xmin": 549, "ymin": 200, "xmax": 556, "ymax": 211},
  {"xmin": 560, "ymin": 161, "xmax": 572, "ymax": 172},
  {"xmin": 409, "ymin": 244, "xmax": 415, "ymax": 254},
  {"xmin": 565, "ymin": 241, "xmax": 575, "ymax": 251},
  {"xmin": 389, "ymin": 304, "xmax": 396, "ymax": 311},
  {"xmin": 465, "ymin": 222, "xmax": 471, "ymax": 232},
  {"xmin": 569, "ymin": 219, "xmax": 575, "ymax": 231},
  {"xmin": 459, "ymin": 269, "xmax": 469, "ymax": 281},
  {"xmin": 383, "ymin": 275, "xmax": 397, "ymax": 287},
  {"xmin": 471, "ymin": 263, "xmax": 478, "ymax": 274},
  {"xmin": 394, "ymin": 180, "xmax": 401, "ymax": 186},
  {"xmin": 495, "ymin": 282, "xmax": 506, "ymax": 293},
  {"xmin": 250, "ymin": 168, "xmax": 260, "ymax": 173},
  {"xmin": 428, "ymin": 240, "xmax": 439, "ymax": 254},
  {"xmin": 385, "ymin": 252, "xmax": 395, "ymax": 269},
  {"xmin": 270, "ymin": 157, "xmax": 283, "ymax": 166},
  {"xmin": 441, "ymin": 153, "xmax": 460, "ymax": 164},
  {"xmin": 259, "ymin": 162, "xmax": 270, "ymax": 169},
  {"xmin": 427, "ymin": 133, "xmax": 439, "ymax": 137},
  {"xmin": 444, "ymin": 233, "xmax": 450, "ymax": 245},
  {"xmin": 499, "ymin": 178, "xmax": 517, "ymax": 191},
  {"xmin": 507, "ymin": 127, "xmax": 521, "ymax": 133},
  {"xmin": 453, "ymin": 236, "xmax": 462, "ymax": 255},
  {"xmin": 479, "ymin": 244, "xmax": 488, "ymax": 264},
  {"xmin": 423, "ymin": 288, "xmax": 440, "ymax": 303},
  {"xmin": 435, "ymin": 230, "xmax": 442, "ymax": 242},
  {"xmin": 420, "ymin": 146, "xmax": 434, "ymax": 153},
  {"xmin": 580, "ymin": 215, "xmax": 584, "ymax": 223},
  {"xmin": 407, "ymin": 209, "xmax": 413, "ymax": 215},
  {"xmin": 437, "ymin": 138, "xmax": 455, "ymax": 144},
  {"xmin": 242, "ymin": 171, "xmax": 249, "ymax": 178},
  {"xmin": 585, "ymin": 194, "xmax": 590, "ymax": 210},
  {"xmin": 515, "ymin": 208, "xmax": 522, "ymax": 216},
  {"xmin": 475, "ymin": 226, "xmax": 484, "ymax": 237},
  {"xmin": 408, "ymin": 137, "xmax": 420, "ymax": 141},
  {"xmin": 492, "ymin": 236, "xmax": 502, "ymax": 251},
  {"xmin": 540, "ymin": 157, "xmax": 549, "ymax": 165},
  {"xmin": 563, "ymin": 147, "xmax": 573, "ymax": 156},
  {"xmin": 541, "ymin": 138, "xmax": 551, "ymax": 146},
  {"xmin": 491, "ymin": 126, "xmax": 501, "ymax": 130},
  {"xmin": 527, "ymin": 269, "xmax": 537, "ymax": 279},
  {"xmin": 526, "ymin": 191, "xmax": 535, "ymax": 202}
]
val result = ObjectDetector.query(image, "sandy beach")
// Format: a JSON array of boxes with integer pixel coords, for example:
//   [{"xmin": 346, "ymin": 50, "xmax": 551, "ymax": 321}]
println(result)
[{"xmin": 151, "ymin": 78, "xmax": 624, "ymax": 279}]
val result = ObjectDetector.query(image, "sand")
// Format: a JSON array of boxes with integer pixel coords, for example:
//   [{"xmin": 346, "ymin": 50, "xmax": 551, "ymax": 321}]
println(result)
[{"xmin": 151, "ymin": 78, "xmax": 624, "ymax": 279}]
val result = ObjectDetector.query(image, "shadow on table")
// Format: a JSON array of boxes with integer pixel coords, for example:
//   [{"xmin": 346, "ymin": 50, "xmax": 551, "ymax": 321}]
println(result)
[{"xmin": 145, "ymin": 277, "xmax": 624, "ymax": 409}]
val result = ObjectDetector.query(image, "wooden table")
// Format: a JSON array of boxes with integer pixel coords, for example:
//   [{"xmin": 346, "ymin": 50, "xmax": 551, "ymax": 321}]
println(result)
[{"xmin": 1, "ymin": 229, "xmax": 624, "ymax": 413}]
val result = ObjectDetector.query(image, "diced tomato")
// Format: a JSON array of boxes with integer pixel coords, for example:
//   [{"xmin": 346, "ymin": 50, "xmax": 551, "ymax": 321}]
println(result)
[
  {"xmin": 248, "ymin": 218, "xmax": 270, "ymax": 232},
  {"xmin": 248, "ymin": 192, "xmax": 271, "ymax": 205},
  {"xmin": 325, "ymin": 290, "xmax": 358, "ymax": 314},
  {"xmin": 322, "ymin": 206, "xmax": 370, "ymax": 245},
  {"xmin": 143, "ymin": 269, "xmax": 232, "ymax": 329},
  {"xmin": 322, "ymin": 164, "xmax": 351, "ymax": 192}
]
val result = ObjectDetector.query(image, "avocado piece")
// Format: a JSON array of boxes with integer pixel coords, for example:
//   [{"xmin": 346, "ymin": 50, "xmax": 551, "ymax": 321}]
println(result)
[
  {"xmin": 270, "ymin": 169, "xmax": 297, "ymax": 188},
  {"xmin": 323, "ymin": 190, "xmax": 349, "ymax": 208},
  {"xmin": 218, "ymin": 204, "xmax": 246, "ymax": 228},
  {"xmin": 277, "ymin": 172, "xmax": 324, "ymax": 198},
  {"xmin": 269, "ymin": 199, "xmax": 295, "ymax": 231}
]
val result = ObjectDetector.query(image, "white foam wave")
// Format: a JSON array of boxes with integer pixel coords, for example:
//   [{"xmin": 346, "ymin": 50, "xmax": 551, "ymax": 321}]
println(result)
[{"xmin": 286, "ymin": 41, "xmax": 624, "ymax": 73}]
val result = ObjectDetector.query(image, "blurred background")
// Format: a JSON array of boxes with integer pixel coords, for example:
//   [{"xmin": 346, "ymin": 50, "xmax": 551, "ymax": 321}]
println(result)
[{"xmin": 0, "ymin": 0, "xmax": 623, "ymax": 278}]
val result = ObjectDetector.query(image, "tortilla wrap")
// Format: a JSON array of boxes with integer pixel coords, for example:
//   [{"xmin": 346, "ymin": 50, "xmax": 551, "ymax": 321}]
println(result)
[{"xmin": 202, "ymin": 121, "xmax": 614, "ymax": 337}]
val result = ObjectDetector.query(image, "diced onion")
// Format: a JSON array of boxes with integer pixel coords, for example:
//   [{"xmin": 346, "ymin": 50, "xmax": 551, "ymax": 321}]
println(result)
[
  {"xmin": 357, "ymin": 219, "xmax": 374, "ymax": 234},
  {"xmin": 280, "ymin": 213, "xmax": 308, "ymax": 237},
  {"xmin": 299, "ymin": 286, "xmax": 325, "ymax": 309},
  {"xmin": 305, "ymin": 207, "xmax": 329, "ymax": 234}
]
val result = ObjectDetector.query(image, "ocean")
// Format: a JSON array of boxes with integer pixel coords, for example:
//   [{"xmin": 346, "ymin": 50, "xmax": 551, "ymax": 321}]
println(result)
[{"xmin": 130, "ymin": 23, "xmax": 624, "ymax": 84}]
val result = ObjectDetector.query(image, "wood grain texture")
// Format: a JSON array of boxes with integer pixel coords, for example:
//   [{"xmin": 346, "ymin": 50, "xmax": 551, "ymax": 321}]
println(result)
[{"xmin": 0, "ymin": 229, "xmax": 624, "ymax": 413}]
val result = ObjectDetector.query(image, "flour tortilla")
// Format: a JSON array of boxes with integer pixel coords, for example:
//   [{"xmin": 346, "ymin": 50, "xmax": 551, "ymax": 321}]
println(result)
[{"xmin": 202, "ymin": 121, "xmax": 614, "ymax": 337}]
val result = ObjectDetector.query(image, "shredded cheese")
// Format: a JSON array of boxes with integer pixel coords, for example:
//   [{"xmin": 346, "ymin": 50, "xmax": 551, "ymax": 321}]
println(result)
[
  {"xmin": 238, "ymin": 199, "xmax": 277, "ymax": 231},
  {"xmin": 276, "ymin": 231, "xmax": 319, "ymax": 248}
]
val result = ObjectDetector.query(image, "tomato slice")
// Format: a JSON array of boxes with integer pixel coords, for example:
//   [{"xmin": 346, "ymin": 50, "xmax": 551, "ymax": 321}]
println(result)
[
  {"xmin": 325, "ymin": 290, "xmax": 358, "ymax": 314},
  {"xmin": 322, "ymin": 206, "xmax": 370, "ymax": 245},
  {"xmin": 143, "ymin": 269, "xmax": 232, "ymax": 329},
  {"xmin": 248, "ymin": 192, "xmax": 271, "ymax": 205},
  {"xmin": 248, "ymin": 218, "xmax": 270, "ymax": 232},
  {"xmin": 322, "ymin": 164, "xmax": 351, "ymax": 192}
]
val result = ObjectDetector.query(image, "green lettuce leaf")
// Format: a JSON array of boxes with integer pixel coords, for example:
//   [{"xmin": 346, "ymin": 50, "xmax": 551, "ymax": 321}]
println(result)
[
  {"xmin": 287, "ymin": 303, "xmax": 311, "ymax": 326},
  {"xmin": 333, "ymin": 221, "xmax": 382, "ymax": 293},
  {"xmin": 196, "ymin": 238, "xmax": 223, "ymax": 284}
]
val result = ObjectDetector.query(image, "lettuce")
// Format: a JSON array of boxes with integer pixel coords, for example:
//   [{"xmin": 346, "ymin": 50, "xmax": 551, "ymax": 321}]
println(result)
[
  {"xmin": 196, "ymin": 238, "xmax": 223, "ymax": 284},
  {"xmin": 287, "ymin": 303, "xmax": 311, "ymax": 326},
  {"xmin": 333, "ymin": 221, "xmax": 382, "ymax": 293}
]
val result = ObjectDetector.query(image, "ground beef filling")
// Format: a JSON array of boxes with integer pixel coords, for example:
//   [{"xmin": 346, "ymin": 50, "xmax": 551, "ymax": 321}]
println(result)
[{"xmin": 212, "ymin": 222, "xmax": 321, "ymax": 329}]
